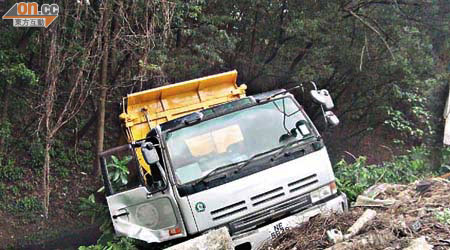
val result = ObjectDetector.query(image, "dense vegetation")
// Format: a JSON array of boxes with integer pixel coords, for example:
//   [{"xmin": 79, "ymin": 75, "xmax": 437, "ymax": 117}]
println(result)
[{"xmin": 0, "ymin": 0, "xmax": 448, "ymax": 248}]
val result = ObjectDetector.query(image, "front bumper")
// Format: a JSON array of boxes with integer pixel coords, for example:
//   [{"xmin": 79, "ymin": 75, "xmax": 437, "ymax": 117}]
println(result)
[{"xmin": 232, "ymin": 192, "xmax": 348, "ymax": 249}]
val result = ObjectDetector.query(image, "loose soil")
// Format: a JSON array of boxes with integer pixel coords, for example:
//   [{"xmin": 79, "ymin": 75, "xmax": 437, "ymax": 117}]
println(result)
[{"xmin": 262, "ymin": 178, "xmax": 450, "ymax": 250}]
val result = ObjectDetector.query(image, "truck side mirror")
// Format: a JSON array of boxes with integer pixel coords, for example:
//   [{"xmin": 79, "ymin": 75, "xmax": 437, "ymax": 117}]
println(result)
[
  {"xmin": 141, "ymin": 142, "xmax": 160, "ymax": 165},
  {"xmin": 325, "ymin": 111, "xmax": 340, "ymax": 127},
  {"xmin": 310, "ymin": 89, "xmax": 334, "ymax": 110}
]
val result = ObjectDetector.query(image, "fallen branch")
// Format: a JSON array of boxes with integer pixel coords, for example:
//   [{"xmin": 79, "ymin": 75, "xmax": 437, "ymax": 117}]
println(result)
[
  {"xmin": 347, "ymin": 9, "xmax": 395, "ymax": 60},
  {"xmin": 346, "ymin": 209, "xmax": 377, "ymax": 238},
  {"xmin": 327, "ymin": 209, "xmax": 377, "ymax": 244},
  {"xmin": 325, "ymin": 229, "xmax": 395, "ymax": 250}
]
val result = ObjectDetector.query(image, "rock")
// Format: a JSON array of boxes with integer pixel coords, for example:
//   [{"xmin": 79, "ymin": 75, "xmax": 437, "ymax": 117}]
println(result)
[
  {"xmin": 409, "ymin": 221, "xmax": 421, "ymax": 232},
  {"xmin": 326, "ymin": 229, "xmax": 344, "ymax": 244},
  {"xmin": 165, "ymin": 227, "xmax": 233, "ymax": 250},
  {"xmin": 403, "ymin": 236, "xmax": 432, "ymax": 250},
  {"xmin": 415, "ymin": 181, "xmax": 432, "ymax": 194}
]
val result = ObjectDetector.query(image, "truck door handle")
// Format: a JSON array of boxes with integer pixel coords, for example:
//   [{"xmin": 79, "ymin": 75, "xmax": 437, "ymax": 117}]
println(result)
[{"xmin": 113, "ymin": 211, "xmax": 129, "ymax": 219}]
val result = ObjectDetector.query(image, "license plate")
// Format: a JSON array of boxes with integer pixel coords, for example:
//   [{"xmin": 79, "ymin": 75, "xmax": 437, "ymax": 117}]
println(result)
[{"xmin": 269, "ymin": 221, "xmax": 290, "ymax": 239}]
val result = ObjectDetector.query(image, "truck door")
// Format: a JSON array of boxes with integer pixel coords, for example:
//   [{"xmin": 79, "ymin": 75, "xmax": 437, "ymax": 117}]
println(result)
[{"xmin": 99, "ymin": 144, "xmax": 187, "ymax": 243}]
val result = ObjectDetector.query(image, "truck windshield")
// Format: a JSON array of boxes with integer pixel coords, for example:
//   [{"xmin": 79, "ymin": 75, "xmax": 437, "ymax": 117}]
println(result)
[{"xmin": 165, "ymin": 97, "xmax": 315, "ymax": 185}]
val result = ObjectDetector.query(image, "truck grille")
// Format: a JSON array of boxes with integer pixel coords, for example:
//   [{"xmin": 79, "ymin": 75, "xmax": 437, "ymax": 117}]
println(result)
[
  {"xmin": 211, "ymin": 200, "xmax": 247, "ymax": 221},
  {"xmin": 229, "ymin": 194, "xmax": 312, "ymax": 234},
  {"xmin": 217, "ymin": 174, "xmax": 319, "ymax": 233},
  {"xmin": 210, "ymin": 174, "xmax": 319, "ymax": 225},
  {"xmin": 288, "ymin": 174, "xmax": 318, "ymax": 193},
  {"xmin": 251, "ymin": 187, "xmax": 285, "ymax": 206}
]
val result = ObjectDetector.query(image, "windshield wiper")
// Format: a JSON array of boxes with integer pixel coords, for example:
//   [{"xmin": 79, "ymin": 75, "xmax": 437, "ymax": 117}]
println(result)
[
  {"xmin": 190, "ymin": 137, "xmax": 314, "ymax": 186},
  {"xmin": 191, "ymin": 147, "xmax": 282, "ymax": 185},
  {"xmin": 232, "ymin": 146, "xmax": 287, "ymax": 174},
  {"xmin": 270, "ymin": 136, "xmax": 314, "ymax": 162},
  {"xmin": 191, "ymin": 160, "xmax": 247, "ymax": 185}
]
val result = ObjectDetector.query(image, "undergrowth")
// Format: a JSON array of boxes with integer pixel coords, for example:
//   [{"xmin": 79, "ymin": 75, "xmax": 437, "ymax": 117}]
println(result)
[
  {"xmin": 335, "ymin": 146, "xmax": 438, "ymax": 201},
  {"xmin": 78, "ymin": 155, "xmax": 137, "ymax": 250}
]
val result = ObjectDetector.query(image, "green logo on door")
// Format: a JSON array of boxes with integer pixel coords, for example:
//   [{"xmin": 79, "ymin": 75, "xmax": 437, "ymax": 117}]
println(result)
[{"xmin": 195, "ymin": 202, "xmax": 206, "ymax": 212}]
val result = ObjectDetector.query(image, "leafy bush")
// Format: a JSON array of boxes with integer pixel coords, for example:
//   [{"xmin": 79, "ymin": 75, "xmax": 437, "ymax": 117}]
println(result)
[
  {"xmin": 78, "ymin": 237, "xmax": 138, "ymax": 250},
  {"xmin": 29, "ymin": 140, "xmax": 45, "ymax": 169},
  {"xmin": 0, "ymin": 121, "xmax": 12, "ymax": 146},
  {"xmin": 79, "ymin": 194, "xmax": 110, "ymax": 227},
  {"xmin": 10, "ymin": 185, "xmax": 19, "ymax": 196},
  {"xmin": 19, "ymin": 182, "xmax": 33, "ymax": 191},
  {"xmin": 440, "ymin": 147, "xmax": 450, "ymax": 173},
  {"xmin": 335, "ymin": 146, "xmax": 433, "ymax": 201},
  {"xmin": 78, "ymin": 155, "xmax": 136, "ymax": 249},
  {"xmin": 78, "ymin": 194, "xmax": 138, "ymax": 249},
  {"xmin": 0, "ymin": 158, "xmax": 23, "ymax": 181},
  {"xmin": 16, "ymin": 197, "xmax": 42, "ymax": 212},
  {"xmin": 56, "ymin": 167, "xmax": 71, "ymax": 178},
  {"xmin": 0, "ymin": 182, "xmax": 6, "ymax": 200},
  {"xmin": 383, "ymin": 85, "xmax": 433, "ymax": 142}
]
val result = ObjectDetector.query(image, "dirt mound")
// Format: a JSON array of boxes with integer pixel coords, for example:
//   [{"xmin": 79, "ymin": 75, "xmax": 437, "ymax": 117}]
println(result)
[{"xmin": 262, "ymin": 178, "xmax": 450, "ymax": 250}]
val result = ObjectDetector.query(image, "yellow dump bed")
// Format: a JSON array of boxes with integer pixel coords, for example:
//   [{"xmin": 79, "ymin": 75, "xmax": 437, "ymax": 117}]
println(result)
[{"xmin": 120, "ymin": 70, "xmax": 247, "ymax": 142}]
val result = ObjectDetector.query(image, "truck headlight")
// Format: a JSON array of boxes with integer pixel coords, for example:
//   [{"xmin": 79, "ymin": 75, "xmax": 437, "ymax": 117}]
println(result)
[
  {"xmin": 310, "ymin": 182, "xmax": 337, "ymax": 203},
  {"xmin": 134, "ymin": 197, "xmax": 177, "ymax": 230}
]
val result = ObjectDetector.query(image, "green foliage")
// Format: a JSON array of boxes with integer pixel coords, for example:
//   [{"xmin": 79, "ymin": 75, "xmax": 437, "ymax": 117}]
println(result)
[
  {"xmin": 78, "ymin": 194, "xmax": 138, "ymax": 249},
  {"xmin": 107, "ymin": 156, "xmax": 131, "ymax": 188},
  {"xmin": 0, "ymin": 158, "xmax": 39, "ymax": 216},
  {"xmin": 78, "ymin": 153, "xmax": 139, "ymax": 247},
  {"xmin": 0, "ymin": 121, "xmax": 12, "ymax": 146},
  {"xmin": 10, "ymin": 185, "xmax": 20, "ymax": 196},
  {"xmin": 335, "ymin": 146, "xmax": 433, "ymax": 201},
  {"xmin": 0, "ymin": 195, "xmax": 42, "ymax": 216},
  {"xmin": 56, "ymin": 167, "xmax": 71, "ymax": 178},
  {"xmin": 383, "ymin": 82, "xmax": 434, "ymax": 142},
  {"xmin": 16, "ymin": 197, "xmax": 42, "ymax": 213},
  {"xmin": 0, "ymin": 50, "xmax": 38, "ymax": 86},
  {"xmin": 440, "ymin": 147, "xmax": 450, "ymax": 166},
  {"xmin": 79, "ymin": 194, "xmax": 110, "ymax": 226},
  {"xmin": 0, "ymin": 158, "xmax": 23, "ymax": 182},
  {"xmin": 78, "ymin": 237, "xmax": 138, "ymax": 250},
  {"xmin": 435, "ymin": 208, "xmax": 450, "ymax": 225},
  {"xmin": 19, "ymin": 182, "xmax": 33, "ymax": 191},
  {"xmin": 29, "ymin": 140, "xmax": 45, "ymax": 169},
  {"xmin": 0, "ymin": 182, "xmax": 6, "ymax": 200},
  {"xmin": 78, "ymin": 155, "xmax": 136, "ymax": 248}
]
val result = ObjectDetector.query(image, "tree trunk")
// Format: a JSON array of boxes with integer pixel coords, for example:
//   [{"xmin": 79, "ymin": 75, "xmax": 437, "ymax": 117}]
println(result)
[
  {"xmin": 72, "ymin": 112, "xmax": 97, "ymax": 146},
  {"xmin": 43, "ymin": 139, "xmax": 51, "ymax": 218},
  {"xmin": 93, "ymin": 3, "xmax": 110, "ymax": 176},
  {"xmin": 41, "ymin": 26, "xmax": 57, "ymax": 219},
  {"xmin": 94, "ymin": 90, "xmax": 107, "ymax": 176}
]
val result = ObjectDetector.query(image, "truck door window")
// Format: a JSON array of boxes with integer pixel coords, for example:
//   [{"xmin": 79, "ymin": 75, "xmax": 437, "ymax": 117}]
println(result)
[{"xmin": 101, "ymin": 146, "xmax": 143, "ymax": 194}]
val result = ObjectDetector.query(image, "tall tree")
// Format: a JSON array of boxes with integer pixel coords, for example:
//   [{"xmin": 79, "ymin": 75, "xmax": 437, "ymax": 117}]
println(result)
[
  {"xmin": 38, "ymin": 0, "xmax": 100, "ymax": 217},
  {"xmin": 93, "ymin": 1, "xmax": 111, "ymax": 176}
]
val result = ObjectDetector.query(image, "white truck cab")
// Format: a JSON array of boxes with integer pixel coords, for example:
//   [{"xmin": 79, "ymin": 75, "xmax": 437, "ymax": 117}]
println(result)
[{"xmin": 99, "ymin": 71, "xmax": 347, "ymax": 249}]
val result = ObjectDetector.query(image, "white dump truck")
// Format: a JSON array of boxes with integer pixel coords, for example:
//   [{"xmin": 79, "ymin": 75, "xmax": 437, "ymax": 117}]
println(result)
[{"xmin": 99, "ymin": 70, "xmax": 348, "ymax": 249}]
